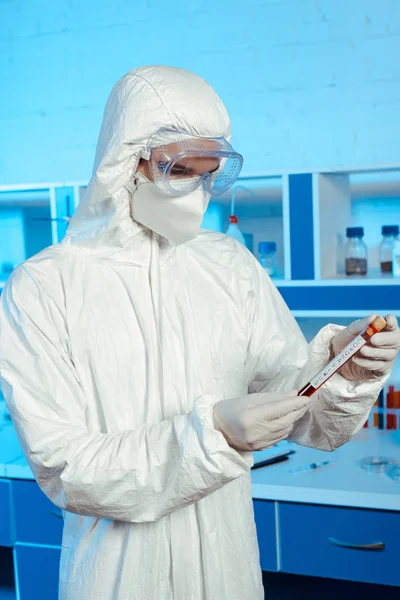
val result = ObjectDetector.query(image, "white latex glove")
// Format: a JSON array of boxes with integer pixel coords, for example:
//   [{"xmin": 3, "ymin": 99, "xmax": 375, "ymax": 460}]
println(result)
[
  {"xmin": 213, "ymin": 391, "xmax": 310, "ymax": 452},
  {"xmin": 331, "ymin": 314, "xmax": 400, "ymax": 382}
]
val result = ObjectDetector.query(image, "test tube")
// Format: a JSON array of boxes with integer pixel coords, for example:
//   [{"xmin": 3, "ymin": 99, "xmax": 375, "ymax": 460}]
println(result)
[
  {"xmin": 298, "ymin": 316, "xmax": 387, "ymax": 398},
  {"xmin": 378, "ymin": 390, "xmax": 384, "ymax": 429},
  {"xmin": 386, "ymin": 385, "xmax": 399, "ymax": 430}
]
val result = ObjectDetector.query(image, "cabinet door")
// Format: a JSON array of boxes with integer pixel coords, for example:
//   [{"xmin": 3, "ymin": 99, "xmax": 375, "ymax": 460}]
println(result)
[
  {"xmin": 14, "ymin": 544, "xmax": 61, "ymax": 600},
  {"xmin": 253, "ymin": 500, "xmax": 278, "ymax": 572},
  {"xmin": 279, "ymin": 502, "xmax": 400, "ymax": 586},
  {"xmin": 12, "ymin": 480, "xmax": 63, "ymax": 546},
  {"xmin": 0, "ymin": 480, "xmax": 13, "ymax": 547}
]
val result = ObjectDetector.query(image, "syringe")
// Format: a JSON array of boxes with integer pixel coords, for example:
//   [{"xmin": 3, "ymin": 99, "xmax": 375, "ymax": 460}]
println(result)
[{"xmin": 298, "ymin": 316, "xmax": 387, "ymax": 397}]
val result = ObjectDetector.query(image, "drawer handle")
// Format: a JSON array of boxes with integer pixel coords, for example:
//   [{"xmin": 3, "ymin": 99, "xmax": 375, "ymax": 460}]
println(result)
[
  {"xmin": 52, "ymin": 508, "xmax": 63, "ymax": 519},
  {"xmin": 328, "ymin": 537, "xmax": 385, "ymax": 551}
]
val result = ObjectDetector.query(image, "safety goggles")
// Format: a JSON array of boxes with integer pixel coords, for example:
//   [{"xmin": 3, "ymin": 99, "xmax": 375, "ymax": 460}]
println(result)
[{"xmin": 139, "ymin": 128, "xmax": 243, "ymax": 196}]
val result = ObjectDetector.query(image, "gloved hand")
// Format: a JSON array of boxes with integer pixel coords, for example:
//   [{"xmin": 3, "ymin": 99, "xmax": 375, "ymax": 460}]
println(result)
[
  {"xmin": 331, "ymin": 314, "xmax": 400, "ymax": 382},
  {"xmin": 212, "ymin": 391, "xmax": 310, "ymax": 452}
]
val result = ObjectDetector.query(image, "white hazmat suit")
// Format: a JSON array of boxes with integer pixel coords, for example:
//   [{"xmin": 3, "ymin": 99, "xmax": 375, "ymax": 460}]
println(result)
[{"xmin": 0, "ymin": 66, "xmax": 384, "ymax": 599}]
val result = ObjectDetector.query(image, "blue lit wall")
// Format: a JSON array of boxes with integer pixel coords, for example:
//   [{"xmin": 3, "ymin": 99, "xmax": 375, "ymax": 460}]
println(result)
[{"xmin": 1, "ymin": 0, "xmax": 400, "ymax": 184}]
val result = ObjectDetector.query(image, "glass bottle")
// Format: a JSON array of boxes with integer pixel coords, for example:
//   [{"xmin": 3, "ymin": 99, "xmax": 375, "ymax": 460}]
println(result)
[
  {"xmin": 345, "ymin": 227, "xmax": 368, "ymax": 276},
  {"xmin": 394, "ymin": 239, "xmax": 400, "ymax": 277},
  {"xmin": 380, "ymin": 225, "xmax": 399, "ymax": 274},
  {"xmin": 259, "ymin": 241, "xmax": 277, "ymax": 277}
]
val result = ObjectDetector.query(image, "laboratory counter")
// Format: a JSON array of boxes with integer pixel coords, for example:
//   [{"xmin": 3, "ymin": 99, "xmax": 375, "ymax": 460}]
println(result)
[
  {"xmin": 0, "ymin": 403, "xmax": 398, "ymax": 597},
  {"xmin": 252, "ymin": 428, "xmax": 400, "ymax": 511},
  {"xmin": 251, "ymin": 428, "xmax": 399, "ymax": 587}
]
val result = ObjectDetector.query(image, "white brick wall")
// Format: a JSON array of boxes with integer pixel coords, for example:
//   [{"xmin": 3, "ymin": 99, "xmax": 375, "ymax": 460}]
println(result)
[{"xmin": 1, "ymin": 0, "xmax": 399, "ymax": 184}]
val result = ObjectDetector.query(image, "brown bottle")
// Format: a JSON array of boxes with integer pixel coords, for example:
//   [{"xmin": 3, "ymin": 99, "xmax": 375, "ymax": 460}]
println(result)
[{"xmin": 345, "ymin": 227, "xmax": 368, "ymax": 276}]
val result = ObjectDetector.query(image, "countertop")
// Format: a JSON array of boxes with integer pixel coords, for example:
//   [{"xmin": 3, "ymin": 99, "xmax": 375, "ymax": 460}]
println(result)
[{"xmin": 251, "ymin": 429, "xmax": 400, "ymax": 511}]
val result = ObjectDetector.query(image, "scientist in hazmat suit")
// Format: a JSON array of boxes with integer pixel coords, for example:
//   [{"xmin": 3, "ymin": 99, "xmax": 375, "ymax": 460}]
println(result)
[{"xmin": 1, "ymin": 66, "xmax": 399, "ymax": 600}]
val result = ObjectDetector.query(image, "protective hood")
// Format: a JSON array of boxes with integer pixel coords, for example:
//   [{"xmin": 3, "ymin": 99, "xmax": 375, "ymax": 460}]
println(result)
[{"xmin": 63, "ymin": 66, "xmax": 231, "ymax": 249}]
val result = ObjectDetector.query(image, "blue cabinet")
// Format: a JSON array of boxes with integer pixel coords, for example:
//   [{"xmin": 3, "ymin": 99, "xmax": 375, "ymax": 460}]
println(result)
[
  {"xmin": 12, "ymin": 480, "xmax": 63, "ymax": 546},
  {"xmin": 0, "ymin": 480, "xmax": 13, "ymax": 547},
  {"xmin": 279, "ymin": 502, "xmax": 400, "ymax": 586},
  {"xmin": 253, "ymin": 500, "xmax": 278, "ymax": 572},
  {"xmin": 14, "ymin": 544, "xmax": 61, "ymax": 600}
]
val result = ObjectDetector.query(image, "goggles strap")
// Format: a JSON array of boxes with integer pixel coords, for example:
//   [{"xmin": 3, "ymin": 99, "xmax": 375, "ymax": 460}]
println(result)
[{"xmin": 140, "ymin": 147, "xmax": 151, "ymax": 161}]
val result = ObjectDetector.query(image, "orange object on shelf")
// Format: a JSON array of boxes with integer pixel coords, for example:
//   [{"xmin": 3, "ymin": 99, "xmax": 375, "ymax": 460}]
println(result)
[
  {"xmin": 386, "ymin": 385, "xmax": 400, "ymax": 430},
  {"xmin": 387, "ymin": 386, "xmax": 395, "ymax": 408}
]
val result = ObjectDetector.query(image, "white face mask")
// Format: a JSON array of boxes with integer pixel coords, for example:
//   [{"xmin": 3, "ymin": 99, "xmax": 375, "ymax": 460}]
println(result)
[{"xmin": 130, "ymin": 173, "xmax": 211, "ymax": 245}]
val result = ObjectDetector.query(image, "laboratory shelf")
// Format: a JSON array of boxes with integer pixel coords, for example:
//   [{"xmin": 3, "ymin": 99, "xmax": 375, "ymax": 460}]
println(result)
[
  {"xmin": 276, "ymin": 283, "xmax": 400, "ymax": 314},
  {"xmin": 276, "ymin": 277, "xmax": 400, "ymax": 286},
  {"xmin": 1, "ymin": 166, "xmax": 400, "ymax": 320},
  {"xmin": 313, "ymin": 168, "xmax": 400, "ymax": 281},
  {"xmin": 293, "ymin": 310, "xmax": 400, "ymax": 318}
]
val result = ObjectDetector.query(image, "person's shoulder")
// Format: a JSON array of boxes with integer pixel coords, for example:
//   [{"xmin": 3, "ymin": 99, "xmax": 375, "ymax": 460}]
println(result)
[
  {"xmin": 190, "ymin": 229, "xmax": 256, "ymax": 271},
  {"xmin": 192, "ymin": 229, "xmax": 252, "ymax": 256},
  {"xmin": 2, "ymin": 244, "xmax": 66, "ymax": 307}
]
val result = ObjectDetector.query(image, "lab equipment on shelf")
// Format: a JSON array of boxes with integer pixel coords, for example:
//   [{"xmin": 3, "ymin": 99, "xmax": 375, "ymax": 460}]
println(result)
[
  {"xmin": 364, "ymin": 377, "xmax": 400, "ymax": 430},
  {"xmin": 258, "ymin": 241, "xmax": 277, "ymax": 277},
  {"xmin": 380, "ymin": 225, "xmax": 399, "ymax": 274},
  {"xmin": 243, "ymin": 233, "xmax": 254, "ymax": 253},
  {"xmin": 225, "ymin": 184, "xmax": 255, "ymax": 247},
  {"xmin": 345, "ymin": 227, "xmax": 368, "ymax": 276},
  {"xmin": 226, "ymin": 215, "xmax": 246, "ymax": 245},
  {"xmin": 394, "ymin": 239, "xmax": 400, "ymax": 277}
]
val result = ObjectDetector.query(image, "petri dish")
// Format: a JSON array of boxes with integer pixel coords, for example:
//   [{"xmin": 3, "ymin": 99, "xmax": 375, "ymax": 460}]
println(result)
[{"xmin": 357, "ymin": 456, "xmax": 396, "ymax": 473}]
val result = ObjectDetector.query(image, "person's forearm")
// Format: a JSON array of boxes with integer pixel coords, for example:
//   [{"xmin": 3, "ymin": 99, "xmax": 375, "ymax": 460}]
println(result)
[
  {"xmin": 251, "ymin": 323, "xmax": 386, "ymax": 451},
  {"xmin": 22, "ymin": 394, "xmax": 250, "ymax": 523},
  {"xmin": 289, "ymin": 372, "xmax": 386, "ymax": 450}
]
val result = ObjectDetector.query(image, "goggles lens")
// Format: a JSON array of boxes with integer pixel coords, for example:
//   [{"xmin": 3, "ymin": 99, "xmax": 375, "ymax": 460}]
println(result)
[{"xmin": 145, "ymin": 129, "xmax": 243, "ymax": 196}]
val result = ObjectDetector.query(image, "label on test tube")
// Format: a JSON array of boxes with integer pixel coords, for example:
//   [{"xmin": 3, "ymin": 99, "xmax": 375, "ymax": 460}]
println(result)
[{"xmin": 309, "ymin": 334, "xmax": 366, "ymax": 389}]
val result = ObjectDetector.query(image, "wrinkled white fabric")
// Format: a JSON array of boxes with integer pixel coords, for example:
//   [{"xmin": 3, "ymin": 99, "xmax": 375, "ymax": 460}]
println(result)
[
  {"xmin": 130, "ymin": 173, "xmax": 210, "ymax": 245},
  {"xmin": 0, "ymin": 66, "xmax": 386, "ymax": 600}
]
